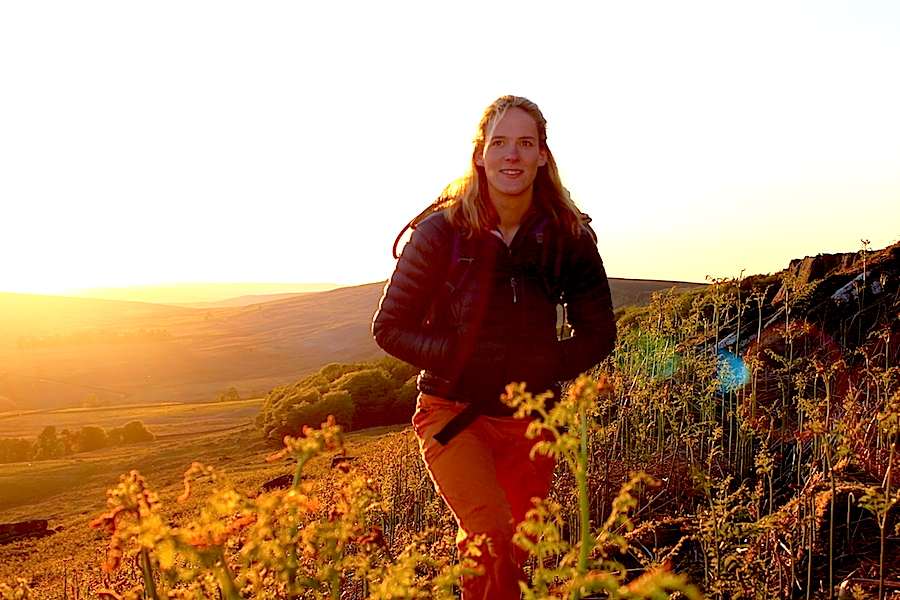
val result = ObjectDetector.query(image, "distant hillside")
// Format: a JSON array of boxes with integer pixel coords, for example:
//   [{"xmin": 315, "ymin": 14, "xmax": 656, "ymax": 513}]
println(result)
[
  {"xmin": 0, "ymin": 293, "xmax": 195, "ymax": 342},
  {"xmin": 0, "ymin": 278, "xmax": 699, "ymax": 412},
  {"xmin": 57, "ymin": 282, "xmax": 344, "ymax": 305},
  {"xmin": 171, "ymin": 293, "xmax": 312, "ymax": 309},
  {"xmin": 0, "ymin": 285, "xmax": 385, "ymax": 411},
  {"xmin": 607, "ymin": 278, "xmax": 703, "ymax": 309}
]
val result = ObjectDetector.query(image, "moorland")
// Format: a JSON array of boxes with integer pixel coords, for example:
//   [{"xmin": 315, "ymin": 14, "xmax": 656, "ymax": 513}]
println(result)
[
  {"xmin": 0, "ymin": 278, "xmax": 699, "ymax": 413},
  {"xmin": 0, "ymin": 277, "xmax": 698, "ymax": 545},
  {"xmin": 3, "ymin": 255, "xmax": 897, "ymax": 599}
]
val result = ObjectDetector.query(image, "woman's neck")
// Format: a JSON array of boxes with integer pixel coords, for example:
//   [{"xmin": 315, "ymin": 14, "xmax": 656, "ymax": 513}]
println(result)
[{"xmin": 492, "ymin": 194, "xmax": 533, "ymax": 246}]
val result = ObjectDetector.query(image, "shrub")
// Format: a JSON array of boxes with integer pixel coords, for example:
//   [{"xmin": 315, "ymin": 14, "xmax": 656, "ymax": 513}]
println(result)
[
  {"xmin": 109, "ymin": 421, "xmax": 156, "ymax": 445},
  {"xmin": 32, "ymin": 426, "xmax": 65, "ymax": 460},
  {"xmin": 76, "ymin": 416, "xmax": 479, "ymax": 600},
  {"xmin": 77, "ymin": 425, "xmax": 110, "ymax": 452},
  {"xmin": 256, "ymin": 357, "xmax": 419, "ymax": 439},
  {"xmin": 332, "ymin": 368, "xmax": 394, "ymax": 430},
  {"xmin": 215, "ymin": 387, "xmax": 241, "ymax": 402},
  {"xmin": 29, "ymin": 383, "xmax": 698, "ymax": 600},
  {"xmin": 279, "ymin": 390, "xmax": 354, "ymax": 437},
  {"xmin": 0, "ymin": 438, "xmax": 31, "ymax": 464}
]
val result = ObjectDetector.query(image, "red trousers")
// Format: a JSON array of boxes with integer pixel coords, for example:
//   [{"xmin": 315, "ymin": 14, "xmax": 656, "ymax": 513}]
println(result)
[{"xmin": 412, "ymin": 394, "xmax": 557, "ymax": 600}]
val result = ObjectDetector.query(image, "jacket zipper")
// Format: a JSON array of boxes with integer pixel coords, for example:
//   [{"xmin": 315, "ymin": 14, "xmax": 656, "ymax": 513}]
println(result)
[{"xmin": 507, "ymin": 242, "xmax": 518, "ymax": 303}]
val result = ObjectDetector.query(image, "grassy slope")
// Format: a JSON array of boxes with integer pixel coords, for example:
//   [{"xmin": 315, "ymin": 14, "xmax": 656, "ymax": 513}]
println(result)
[
  {"xmin": 0, "ymin": 277, "xmax": 704, "ymax": 592},
  {"xmin": 58, "ymin": 282, "xmax": 343, "ymax": 305},
  {"xmin": 0, "ymin": 284, "xmax": 387, "ymax": 410},
  {"xmin": 0, "ymin": 279, "xmax": 699, "ymax": 412}
]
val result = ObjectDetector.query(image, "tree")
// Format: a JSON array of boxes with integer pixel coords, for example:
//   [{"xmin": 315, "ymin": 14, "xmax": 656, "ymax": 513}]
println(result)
[
  {"xmin": 332, "ymin": 368, "xmax": 395, "ymax": 430},
  {"xmin": 78, "ymin": 425, "xmax": 110, "ymax": 452},
  {"xmin": 255, "ymin": 357, "xmax": 420, "ymax": 439},
  {"xmin": 215, "ymin": 387, "xmax": 241, "ymax": 402},
  {"xmin": 393, "ymin": 378, "xmax": 419, "ymax": 415},
  {"xmin": 316, "ymin": 390, "xmax": 355, "ymax": 430},
  {"xmin": 32, "ymin": 426, "xmax": 65, "ymax": 460},
  {"xmin": 0, "ymin": 438, "xmax": 31, "ymax": 464},
  {"xmin": 110, "ymin": 421, "xmax": 155, "ymax": 445},
  {"xmin": 58, "ymin": 428, "xmax": 77, "ymax": 455},
  {"xmin": 381, "ymin": 355, "xmax": 419, "ymax": 384}
]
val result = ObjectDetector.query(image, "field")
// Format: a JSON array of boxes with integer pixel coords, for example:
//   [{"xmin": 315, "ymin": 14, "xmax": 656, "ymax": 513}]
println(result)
[
  {"xmin": 0, "ymin": 399, "xmax": 413, "ymax": 598},
  {"xmin": 0, "ymin": 400, "xmax": 267, "ymax": 520}
]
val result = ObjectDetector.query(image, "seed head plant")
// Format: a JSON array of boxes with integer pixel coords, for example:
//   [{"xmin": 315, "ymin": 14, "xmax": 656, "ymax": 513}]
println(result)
[
  {"xmin": 85, "ymin": 415, "xmax": 477, "ymax": 600},
  {"xmin": 503, "ymin": 376, "xmax": 703, "ymax": 600}
]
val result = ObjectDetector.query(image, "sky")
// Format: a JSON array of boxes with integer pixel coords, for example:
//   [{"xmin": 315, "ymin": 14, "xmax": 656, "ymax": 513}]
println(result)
[{"xmin": 2, "ymin": 1, "xmax": 899, "ymax": 296}]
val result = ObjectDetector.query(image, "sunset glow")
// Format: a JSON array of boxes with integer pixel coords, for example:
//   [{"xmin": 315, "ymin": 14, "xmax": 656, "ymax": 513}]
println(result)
[{"xmin": 2, "ymin": 1, "xmax": 898, "ymax": 297}]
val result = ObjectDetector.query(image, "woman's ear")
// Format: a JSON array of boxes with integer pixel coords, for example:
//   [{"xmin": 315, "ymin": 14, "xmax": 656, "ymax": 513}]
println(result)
[
  {"xmin": 474, "ymin": 147, "xmax": 484, "ymax": 167},
  {"xmin": 538, "ymin": 148, "xmax": 548, "ymax": 167}
]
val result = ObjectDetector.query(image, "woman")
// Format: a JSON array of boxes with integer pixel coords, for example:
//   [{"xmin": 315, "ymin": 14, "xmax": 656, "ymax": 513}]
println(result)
[{"xmin": 373, "ymin": 95, "xmax": 616, "ymax": 599}]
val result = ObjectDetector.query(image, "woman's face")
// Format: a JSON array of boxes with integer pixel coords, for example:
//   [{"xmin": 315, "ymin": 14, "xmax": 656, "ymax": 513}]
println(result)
[{"xmin": 475, "ymin": 107, "xmax": 548, "ymax": 204}]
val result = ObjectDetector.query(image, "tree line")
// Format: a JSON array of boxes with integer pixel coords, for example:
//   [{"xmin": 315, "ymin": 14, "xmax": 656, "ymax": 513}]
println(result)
[
  {"xmin": 254, "ymin": 356, "xmax": 419, "ymax": 440},
  {"xmin": 0, "ymin": 421, "xmax": 156, "ymax": 464}
]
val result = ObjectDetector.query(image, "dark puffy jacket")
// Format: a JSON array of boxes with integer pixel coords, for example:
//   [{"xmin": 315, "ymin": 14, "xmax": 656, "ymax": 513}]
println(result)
[{"xmin": 372, "ymin": 208, "xmax": 616, "ymax": 416}]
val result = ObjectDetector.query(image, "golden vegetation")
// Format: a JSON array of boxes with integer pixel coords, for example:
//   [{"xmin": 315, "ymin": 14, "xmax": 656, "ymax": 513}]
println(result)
[{"xmin": 3, "ymin": 257, "xmax": 897, "ymax": 598}]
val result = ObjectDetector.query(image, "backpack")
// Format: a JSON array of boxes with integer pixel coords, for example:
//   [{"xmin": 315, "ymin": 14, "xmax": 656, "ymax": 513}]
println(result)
[
  {"xmin": 392, "ymin": 199, "xmax": 584, "ymax": 310},
  {"xmin": 392, "ymin": 199, "xmax": 475, "ymax": 328}
]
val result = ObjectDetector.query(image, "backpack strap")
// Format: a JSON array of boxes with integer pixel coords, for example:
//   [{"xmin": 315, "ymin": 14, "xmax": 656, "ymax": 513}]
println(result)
[
  {"xmin": 392, "ymin": 198, "xmax": 451, "ymax": 259},
  {"xmin": 416, "ymin": 227, "xmax": 474, "ymax": 330},
  {"xmin": 443, "ymin": 230, "xmax": 474, "ymax": 295},
  {"xmin": 429, "ymin": 230, "xmax": 482, "ymax": 446},
  {"xmin": 581, "ymin": 212, "xmax": 598, "ymax": 244}
]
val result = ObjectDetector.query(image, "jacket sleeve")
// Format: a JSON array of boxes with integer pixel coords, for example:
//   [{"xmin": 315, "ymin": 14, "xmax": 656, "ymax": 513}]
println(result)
[
  {"xmin": 372, "ymin": 217, "xmax": 455, "ymax": 375},
  {"xmin": 557, "ymin": 228, "xmax": 617, "ymax": 380}
]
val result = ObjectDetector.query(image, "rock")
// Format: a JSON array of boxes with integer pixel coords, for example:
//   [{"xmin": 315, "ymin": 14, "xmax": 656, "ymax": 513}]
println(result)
[
  {"xmin": 773, "ymin": 252, "xmax": 859, "ymax": 304},
  {"xmin": 261, "ymin": 474, "xmax": 293, "ymax": 492},
  {"xmin": 0, "ymin": 520, "xmax": 54, "ymax": 545},
  {"xmin": 331, "ymin": 455, "xmax": 355, "ymax": 469}
]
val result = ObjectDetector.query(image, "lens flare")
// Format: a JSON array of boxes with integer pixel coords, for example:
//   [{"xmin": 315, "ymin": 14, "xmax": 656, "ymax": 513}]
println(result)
[
  {"xmin": 619, "ymin": 330, "xmax": 680, "ymax": 380},
  {"xmin": 716, "ymin": 349, "xmax": 750, "ymax": 393}
]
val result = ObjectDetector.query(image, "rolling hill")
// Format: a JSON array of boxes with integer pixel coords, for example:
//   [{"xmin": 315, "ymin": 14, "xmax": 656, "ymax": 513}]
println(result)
[
  {"xmin": 0, "ymin": 284, "xmax": 386, "ymax": 411},
  {"xmin": 0, "ymin": 278, "xmax": 701, "ymax": 412},
  {"xmin": 55, "ymin": 282, "xmax": 344, "ymax": 305}
]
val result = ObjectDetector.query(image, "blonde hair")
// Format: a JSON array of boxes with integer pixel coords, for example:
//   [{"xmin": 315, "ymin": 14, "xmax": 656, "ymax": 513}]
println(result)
[{"xmin": 442, "ymin": 95, "xmax": 587, "ymax": 236}]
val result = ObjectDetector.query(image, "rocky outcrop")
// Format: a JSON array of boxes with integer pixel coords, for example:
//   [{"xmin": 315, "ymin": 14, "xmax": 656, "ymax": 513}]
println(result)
[
  {"xmin": 721, "ymin": 243, "xmax": 900, "ymax": 355},
  {"xmin": 0, "ymin": 520, "xmax": 54, "ymax": 545},
  {"xmin": 773, "ymin": 252, "xmax": 860, "ymax": 304},
  {"xmin": 711, "ymin": 242, "xmax": 900, "ymax": 441}
]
